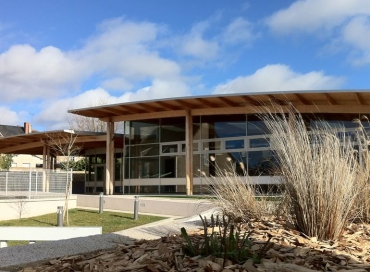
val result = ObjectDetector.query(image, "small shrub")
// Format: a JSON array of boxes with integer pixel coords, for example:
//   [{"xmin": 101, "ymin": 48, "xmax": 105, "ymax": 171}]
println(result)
[{"xmin": 181, "ymin": 214, "xmax": 272, "ymax": 266}]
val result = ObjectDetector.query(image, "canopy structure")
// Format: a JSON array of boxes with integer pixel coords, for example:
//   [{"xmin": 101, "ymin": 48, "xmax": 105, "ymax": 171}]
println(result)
[
  {"xmin": 2, "ymin": 90, "xmax": 370, "ymax": 195},
  {"xmin": 68, "ymin": 90, "xmax": 370, "ymax": 195},
  {"xmin": 0, "ymin": 130, "xmax": 114, "ymax": 155},
  {"xmin": 68, "ymin": 90, "xmax": 370, "ymax": 122}
]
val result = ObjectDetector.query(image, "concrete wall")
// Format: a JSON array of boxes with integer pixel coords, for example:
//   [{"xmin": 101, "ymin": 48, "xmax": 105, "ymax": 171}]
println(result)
[
  {"xmin": 0, "ymin": 196, "xmax": 77, "ymax": 221},
  {"xmin": 77, "ymin": 194, "xmax": 215, "ymax": 217}
]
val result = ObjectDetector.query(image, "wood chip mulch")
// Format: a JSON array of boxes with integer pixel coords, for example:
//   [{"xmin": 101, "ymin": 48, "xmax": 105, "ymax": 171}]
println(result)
[{"xmin": 19, "ymin": 217, "xmax": 370, "ymax": 272}]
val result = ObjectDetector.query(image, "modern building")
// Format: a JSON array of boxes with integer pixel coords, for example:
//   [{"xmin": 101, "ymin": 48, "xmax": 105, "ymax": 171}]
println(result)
[{"xmin": 1, "ymin": 90, "xmax": 369, "ymax": 195}]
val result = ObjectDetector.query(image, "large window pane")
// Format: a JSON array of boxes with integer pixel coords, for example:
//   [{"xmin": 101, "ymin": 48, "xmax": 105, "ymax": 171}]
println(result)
[
  {"xmin": 306, "ymin": 113, "xmax": 361, "ymax": 130},
  {"xmin": 130, "ymin": 119, "xmax": 159, "ymax": 144},
  {"xmin": 248, "ymin": 151, "xmax": 275, "ymax": 176},
  {"xmin": 247, "ymin": 115, "xmax": 270, "ymax": 136},
  {"xmin": 201, "ymin": 115, "xmax": 246, "ymax": 139},
  {"xmin": 161, "ymin": 117, "xmax": 185, "ymax": 142},
  {"xmin": 201, "ymin": 152, "xmax": 246, "ymax": 177},
  {"xmin": 130, "ymin": 144, "xmax": 159, "ymax": 157},
  {"xmin": 160, "ymin": 155, "xmax": 185, "ymax": 178},
  {"xmin": 130, "ymin": 157, "xmax": 159, "ymax": 178}
]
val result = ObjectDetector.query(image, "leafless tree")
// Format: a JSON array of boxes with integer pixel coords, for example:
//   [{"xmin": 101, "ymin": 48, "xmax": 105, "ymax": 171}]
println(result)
[
  {"xmin": 68, "ymin": 98, "xmax": 108, "ymax": 132},
  {"xmin": 43, "ymin": 130, "xmax": 81, "ymax": 225},
  {"xmin": 9, "ymin": 197, "xmax": 29, "ymax": 219}
]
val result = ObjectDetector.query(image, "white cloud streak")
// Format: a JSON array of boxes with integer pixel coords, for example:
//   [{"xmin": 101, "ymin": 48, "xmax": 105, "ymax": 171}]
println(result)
[
  {"xmin": 266, "ymin": 0, "xmax": 370, "ymax": 34},
  {"xmin": 213, "ymin": 64, "xmax": 345, "ymax": 94}
]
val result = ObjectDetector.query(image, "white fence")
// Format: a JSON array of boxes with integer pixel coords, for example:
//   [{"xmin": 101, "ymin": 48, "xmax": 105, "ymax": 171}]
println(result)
[{"xmin": 0, "ymin": 170, "xmax": 71, "ymax": 199}]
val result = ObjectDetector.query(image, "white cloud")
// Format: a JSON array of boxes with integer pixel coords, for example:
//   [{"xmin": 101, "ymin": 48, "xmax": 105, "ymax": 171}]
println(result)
[
  {"xmin": 0, "ymin": 18, "xmax": 185, "ymax": 104},
  {"xmin": 266, "ymin": 0, "xmax": 370, "ymax": 34},
  {"xmin": 35, "ymin": 76, "xmax": 190, "ymax": 129},
  {"xmin": 222, "ymin": 17, "xmax": 256, "ymax": 45},
  {"xmin": 0, "ymin": 44, "xmax": 85, "ymax": 102},
  {"xmin": 213, "ymin": 64, "xmax": 344, "ymax": 94},
  {"xmin": 341, "ymin": 16, "xmax": 370, "ymax": 65},
  {"xmin": 177, "ymin": 21, "xmax": 219, "ymax": 60},
  {"xmin": 0, "ymin": 107, "xmax": 21, "ymax": 125}
]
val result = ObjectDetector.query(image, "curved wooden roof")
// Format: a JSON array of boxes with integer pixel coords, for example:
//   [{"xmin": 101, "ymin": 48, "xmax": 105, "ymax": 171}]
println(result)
[
  {"xmin": 0, "ymin": 130, "xmax": 123, "ymax": 155},
  {"xmin": 68, "ymin": 90, "xmax": 370, "ymax": 122}
]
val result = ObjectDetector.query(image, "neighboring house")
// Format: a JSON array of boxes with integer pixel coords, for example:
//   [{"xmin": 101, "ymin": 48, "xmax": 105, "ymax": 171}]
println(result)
[{"xmin": 0, "ymin": 122, "xmax": 43, "ymax": 170}]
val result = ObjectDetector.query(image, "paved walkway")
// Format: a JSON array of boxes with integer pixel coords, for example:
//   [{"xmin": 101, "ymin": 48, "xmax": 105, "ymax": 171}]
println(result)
[{"xmin": 0, "ymin": 208, "xmax": 219, "ymax": 271}]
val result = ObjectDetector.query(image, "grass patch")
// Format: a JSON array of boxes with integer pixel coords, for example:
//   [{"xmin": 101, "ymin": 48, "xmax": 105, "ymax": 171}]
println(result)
[{"xmin": 0, "ymin": 209, "xmax": 167, "ymax": 246}]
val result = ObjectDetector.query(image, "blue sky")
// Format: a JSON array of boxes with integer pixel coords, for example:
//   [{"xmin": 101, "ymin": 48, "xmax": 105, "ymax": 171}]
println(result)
[{"xmin": 1, "ymin": 0, "xmax": 370, "ymax": 130}]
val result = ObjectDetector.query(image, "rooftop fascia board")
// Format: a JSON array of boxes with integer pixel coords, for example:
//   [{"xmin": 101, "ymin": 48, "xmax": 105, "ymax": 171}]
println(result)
[{"xmin": 68, "ymin": 89, "xmax": 370, "ymax": 114}]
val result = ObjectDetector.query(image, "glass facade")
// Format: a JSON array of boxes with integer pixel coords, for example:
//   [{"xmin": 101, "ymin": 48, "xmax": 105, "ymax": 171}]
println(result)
[{"xmin": 85, "ymin": 112, "xmax": 364, "ymax": 194}]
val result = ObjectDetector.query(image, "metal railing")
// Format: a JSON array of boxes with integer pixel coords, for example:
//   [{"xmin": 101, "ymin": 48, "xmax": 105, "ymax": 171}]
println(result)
[{"xmin": 0, "ymin": 169, "xmax": 71, "ymax": 199}]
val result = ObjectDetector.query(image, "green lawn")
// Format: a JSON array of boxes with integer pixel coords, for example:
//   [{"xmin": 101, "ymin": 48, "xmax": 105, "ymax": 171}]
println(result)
[{"xmin": 0, "ymin": 209, "xmax": 167, "ymax": 246}]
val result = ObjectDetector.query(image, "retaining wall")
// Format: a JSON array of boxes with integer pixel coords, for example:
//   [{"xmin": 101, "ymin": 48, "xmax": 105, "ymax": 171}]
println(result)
[
  {"xmin": 77, "ymin": 194, "xmax": 215, "ymax": 217},
  {"xmin": 0, "ymin": 196, "xmax": 77, "ymax": 221}
]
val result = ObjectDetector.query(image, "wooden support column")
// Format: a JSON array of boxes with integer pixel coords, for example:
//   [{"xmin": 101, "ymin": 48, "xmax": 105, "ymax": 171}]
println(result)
[
  {"xmin": 46, "ymin": 146, "xmax": 51, "ymax": 169},
  {"xmin": 185, "ymin": 110, "xmax": 193, "ymax": 195},
  {"xmin": 105, "ymin": 121, "xmax": 115, "ymax": 195}
]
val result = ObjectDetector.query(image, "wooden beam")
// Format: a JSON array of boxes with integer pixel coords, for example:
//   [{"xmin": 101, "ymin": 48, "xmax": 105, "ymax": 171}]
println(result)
[
  {"xmin": 294, "ymin": 94, "xmax": 311, "ymax": 105},
  {"xmin": 155, "ymin": 101, "xmax": 178, "ymax": 111},
  {"xmin": 185, "ymin": 110, "xmax": 193, "ymax": 196},
  {"xmin": 354, "ymin": 93, "xmax": 365, "ymax": 105},
  {"xmin": 196, "ymin": 98, "xmax": 217, "ymax": 108},
  {"xmin": 268, "ymin": 95, "xmax": 288, "ymax": 105},
  {"xmin": 323, "ymin": 93, "xmax": 337, "ymax": 105},
  {"xmin": 217, "ymin": 97, "xmax": 238, "ymax": 107},
  {"xmin": 100, "ymin": 110, "xmax": 187, "ymax": 122},
  {"xmin": 97, "ymin": 107, "xmax": 128, "ymax": 116},
  {"xmin": 0, "ymin": 141, "xmax": 44, "ymax": 154},
  {"xmin": 240, "ymin": 96, "xmax": 261, "ymax": 106},
  {"xmin": 135, "ymin": 103, "xmax": 161, "ymax": 112},
  {"xmin": 175, "ymin": 100, "xmax": 195, "ymax": 110}
]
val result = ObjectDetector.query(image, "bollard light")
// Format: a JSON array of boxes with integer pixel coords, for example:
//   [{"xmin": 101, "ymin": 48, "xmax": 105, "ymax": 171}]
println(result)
[
  {"xmin": 134, "ymin": 196, "xmax": 139, "ymax": 220},
  {"xmin": 57, "ymin": 206, "xmax": 63, "ymax": 227},
  {"xmin": 99, "ymin": 192, "xmax": 104, "ymax": 214}
]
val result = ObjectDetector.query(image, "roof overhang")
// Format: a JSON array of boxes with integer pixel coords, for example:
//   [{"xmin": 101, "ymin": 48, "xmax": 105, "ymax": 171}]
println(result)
[
  {"xmin": 68, "ymin": 90, "xmax": 370, "ymax": 122},
  {"xmin": 0, "ymin": 130, "xmax": 123, "ymax": 155}
]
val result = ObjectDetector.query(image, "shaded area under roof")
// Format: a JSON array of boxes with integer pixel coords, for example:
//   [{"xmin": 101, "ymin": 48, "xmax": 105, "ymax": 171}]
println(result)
[
  {"xmin": 0, "ymin": 130, "xmax": 123, "ymax": 155},
  {"xmin": 68, "ymin": 90, "xmax": 370, "ymax": 121}
]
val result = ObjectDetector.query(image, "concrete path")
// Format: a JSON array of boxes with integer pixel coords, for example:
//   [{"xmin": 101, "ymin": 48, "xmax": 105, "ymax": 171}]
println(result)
[{"xmin": 0, "ymin": 208, "xmax": 219, "ymax": 271}]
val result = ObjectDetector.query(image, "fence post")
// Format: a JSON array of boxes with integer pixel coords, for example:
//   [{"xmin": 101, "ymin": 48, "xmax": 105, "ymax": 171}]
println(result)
[
  {"xmin": 35, "ymin": 172, "xmax": 38, "ymax": 195},
  {"xmin": 28, "ymin": 171, "xmax": 32, "ymax": 199},
  {"xmin": 5, "ymin": 172, "xmax": 8, "ymax": 196}
]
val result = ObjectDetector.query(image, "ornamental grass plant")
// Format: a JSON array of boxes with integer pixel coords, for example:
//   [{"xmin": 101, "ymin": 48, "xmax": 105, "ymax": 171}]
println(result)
[
  {"xmin": 259, "ymin": 104, "xmax": 361, "ymax": 240},
  {"xmin": 200, "ymin": 157, "xmax": 275, "ymax": 223}
]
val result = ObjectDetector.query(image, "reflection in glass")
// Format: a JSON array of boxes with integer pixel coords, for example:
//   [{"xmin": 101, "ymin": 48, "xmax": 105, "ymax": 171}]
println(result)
[
  {"xmin": 130, "ymin": 119, "xmax": 159, "ymax": 144},
  {"xmin": 162, "ymin": 144, "xmax": 178, "ymax": 154},
  {"xmin": 248, "ymin": 151, "xmax": 275, "ymax": 176},
  {"xmin": 249, "ymin": 138, "xmax": 270, "ymax": 148},
  {"xmin": 130, "ymin": 144, "xmax": 159, "ymax": 157},
  {"xmin": 247, "ymin": 115, "xmax": 270, "ymax": 136},
  {"xmin": 201, "ymin": 152, "xmax": 246, "ymax": 177},
  {"xmin": 160, "ymin": 155, "xmax": 185, "ymax": 178},
  {"xmin": 130, "ymin": 157, "xmax": 159, "ymax": 178},
  {"xmin": 161, "ymin": 117, "xmax": 185, "ymax": 142},
  {"xmin": 201, "ymin": 115, "xmax": 246, "ymax": 139},
  {"xmin": 203, "ymin": 141, "xmax": 221, "ymax": 151},
  {"xmin": 225, "ymin": 140, "xmax": 244, "ymax": 149}
]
